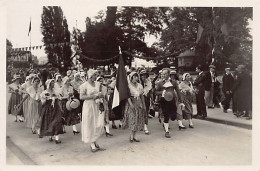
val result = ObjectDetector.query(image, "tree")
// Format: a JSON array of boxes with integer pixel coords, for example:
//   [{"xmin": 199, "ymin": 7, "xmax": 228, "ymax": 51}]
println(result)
[
  {"xmin": 77, "ymin": 7, "xmax": 165, "ymax": 68},
  {"xmin": 159, "ymin": 7, "xmax": 252, "ymax": 70},
  {"xmin": 41, "ymin": 6, "xmax": 71, "ymax": 72}
]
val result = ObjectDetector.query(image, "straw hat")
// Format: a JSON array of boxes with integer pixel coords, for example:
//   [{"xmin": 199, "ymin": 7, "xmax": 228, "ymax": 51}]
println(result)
[
  {"xmin": 66, "ymin": 98, "xmax": 80, "ymax": 111},
  {"xmin": 164, "ymin": 91, "xmax": 174, "ymax": 102}
]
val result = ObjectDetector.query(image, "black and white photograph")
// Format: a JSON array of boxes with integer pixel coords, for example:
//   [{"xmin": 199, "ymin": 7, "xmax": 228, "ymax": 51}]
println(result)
[{"xmin": 0, "ymin": 0, "xmax": 259, "ymax": 170}]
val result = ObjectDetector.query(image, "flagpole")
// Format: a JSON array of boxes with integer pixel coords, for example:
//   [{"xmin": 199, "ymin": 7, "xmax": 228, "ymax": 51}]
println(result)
[{"xmin": 29, "ymin": 17, "xmax": 32, "ymax": 69}]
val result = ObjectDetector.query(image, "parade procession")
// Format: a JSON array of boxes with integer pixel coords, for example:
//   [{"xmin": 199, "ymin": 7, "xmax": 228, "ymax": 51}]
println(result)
[{"xmin": 4, "ymin": 5, "xmax": 254, "ymax": 166}]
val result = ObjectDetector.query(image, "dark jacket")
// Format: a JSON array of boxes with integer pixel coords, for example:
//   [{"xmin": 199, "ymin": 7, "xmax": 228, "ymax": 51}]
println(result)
[
  {"xmin": 222, "ymin": 73, "xmax": 234, "ymax": 93},
  {"xmin": 193, "ymin": 72, "xmax": 207, "ymax": 91},
  {"xmin": 204, "ymin": 71, "xmax": 219, "ymax": 91},
  {"xmin": 155, "ymin": 79, "xmax": 183, "ymax": 103},
  {"xmin": 231, "ymin": 72, "xmax": 252, "ymax": 111}
]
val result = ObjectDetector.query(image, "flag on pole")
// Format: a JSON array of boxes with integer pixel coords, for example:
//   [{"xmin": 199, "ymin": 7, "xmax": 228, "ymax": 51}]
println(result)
[
  {"xmin": 112, "ymin": 48, "xmax": 130, "ymax": 109},
  {"xmin": 28, "ymin": 19, "xmax": 31, "ymax": 36},
  {"xmin": 195, "ymin": 24, "xmax": 204, "ymax": 44}
]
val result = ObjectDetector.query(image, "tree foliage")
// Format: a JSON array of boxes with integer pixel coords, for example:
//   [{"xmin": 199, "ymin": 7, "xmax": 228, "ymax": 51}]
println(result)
[
  {"xmin": 159, "ymin": 7, "xmax": 252, "ymax": 70},
  {"xmin": 41, "ymin": 6, "xmax": 71, "ymax": 72},
  {"xmin": 75, "ymin": 7, "xmax": 165, "ymax": 68}
]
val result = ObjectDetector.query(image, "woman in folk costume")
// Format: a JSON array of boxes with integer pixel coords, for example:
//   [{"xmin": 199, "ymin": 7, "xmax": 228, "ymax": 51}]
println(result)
[
  {"xmin": 108, "ymin": 78, "xmax": 124, "ymax": 129},
  {"xmin": 71, "ymin": 72, "xmax": 83, "ymax": 95},
  {"xmin": 54, "ymin": 73, "xmax": 63, "ymax": 94},
  {"xmin": 96, "ymin": 76, "xmax": 113, "ymax": 137},
  {"xmin": 177, "ymin": 73, "xmax": 195, "ymax": 129},
  {"xmin": 71, "ymin": 72, "xmax": 84, "ymax": 114},
  {"xmin": 8, "ymin": 74, "xmax": 23, "ymax": 122},
  {"xmin": 18, "ymin": 77, "xmax": 44, "ymax": 134},
  {"xmin": 59, "ymin": 76, "xmax": 80, "ymax": 134},
  {"xmin": 39, "ymin": 79, "xmax": 64, "ymax": 144},
  {"xmin": 80, "ymin": 69, "xmax": 106, "ymax": 152},
  {"xmin": 122, "ymin": 72, "xmax": 146, "ymax": 143},
  {"xmin": 19, "ymin": 74, "xmax": 34, "ymax": 124},
  {"xmin": 139, "ymin": 69, "xmax": 152, "ymax": 135},
  {"xmin": 80, "ymin": 71, "xmax": 87, "ymax": 83}
]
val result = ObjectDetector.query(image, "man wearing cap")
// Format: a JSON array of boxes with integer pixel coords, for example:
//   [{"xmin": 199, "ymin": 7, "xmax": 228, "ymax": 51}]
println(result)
[
  {"xmin": 221, "ymin": 66, "xmax": 234, "ymax": 113},
  {"xmin": 204, "ymin": 65, "xmax": 217, "ymax": 108},
  {"xmin": 155, "ymin": 68, "xmax": 184, "ymax": 138},
  {"xmin": 231, "ymin": 65, "xmax": 252, "ymax": 119},
  {"xmin": 193, "ymin": 65, "xmax": 207, "ymax": 119}
]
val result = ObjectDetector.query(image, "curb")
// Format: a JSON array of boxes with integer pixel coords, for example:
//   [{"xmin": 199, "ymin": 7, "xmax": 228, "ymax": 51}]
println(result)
[
  {"xmin": 195, "ymin": 117, "xmax": 252, "ymax": 130},
  {"xmin": 6, "ymin": 136, "xmax": 37, "ymax": 165}
]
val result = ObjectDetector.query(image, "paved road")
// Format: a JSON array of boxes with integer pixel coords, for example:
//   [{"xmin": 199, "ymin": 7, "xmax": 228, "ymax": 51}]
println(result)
[
  {"xmin": 5, "ymin": 89, "xmax": 252, "ymax": 165},
  {"xmin": 6, "ymin": 114, "xmax": 251, "ymax": 165}
]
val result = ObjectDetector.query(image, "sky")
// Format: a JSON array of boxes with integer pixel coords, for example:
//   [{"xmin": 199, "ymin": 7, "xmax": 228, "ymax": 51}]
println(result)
[{"xmin": 6, "ymin": 3, "xmax": 109, "ymax": 58}]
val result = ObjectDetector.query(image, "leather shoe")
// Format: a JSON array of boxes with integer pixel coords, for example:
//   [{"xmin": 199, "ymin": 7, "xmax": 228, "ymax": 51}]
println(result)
[
  {"xmin": 112, "ymin": 125, "xmax": 117, "ymax": 129},
  {"xmin": 189, "ymin": 124, "xmax": 194, "ymax": 128},
  {"xmin": 55, "ymin": 140, "xmax": 61, "ymax": 144},
  {"xmin": 165, "ymin": 132, "xmax": 171, "ymax": 138},
  {"xmin": 133, "ymin": 138, "xmax": 140, "ymax": 142},
  {"xmin": 144, "ymin": 130, "xmax": 150, "ymax": 135}
]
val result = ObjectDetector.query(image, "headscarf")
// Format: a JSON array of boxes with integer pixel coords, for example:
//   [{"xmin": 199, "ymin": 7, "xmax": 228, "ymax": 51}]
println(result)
[
  {"xmin": 32, "ymin": 76, "xmax": 40, "ymax": 83},
  {"xmin": 96, "ymin": 76, "xmax": 104, "ymax": 82},
  {"xmin": 25, "ymin": 76, "xmax": 31, "ymax": 82},
  {"xmin": 45, "ymin": 79, "xmax": 55, "ymax": 89},
  {"xmin": 182, "ymin": 73, "xmax": 189, "ymax": 81},
  {"xmin": 66, "ymin": 70, "xmax": 72, "ymax": 77},
  {"xmin": 62, "ymin": 76, "xmax": 70, "ymax": 85},
  {"xmin": 55, "ymin": 74, "xmax": 62, "ymax": 82},
  {"xmin": 80, "ymin": 72, "xmax": 86, "ymax": 77},
  {"xmin": 87, "ymin": 69, "xmax": 97, "ymax": 79},
  {"xmin": 128, "ymin": 71, "xmax": 138, "ymax": 84}
]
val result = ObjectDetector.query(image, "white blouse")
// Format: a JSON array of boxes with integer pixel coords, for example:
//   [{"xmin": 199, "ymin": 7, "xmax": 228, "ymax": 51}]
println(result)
[
  {"xmin": 60, "ymin": 85, "xmax": 74, "ymax": 99},
  {"xmin": 129, "ymin": 82, "xmax": 144, "ymax": 98},
  {"xmin": 27, "ymin": 86, "xmax": 44, "ymax": 101}
]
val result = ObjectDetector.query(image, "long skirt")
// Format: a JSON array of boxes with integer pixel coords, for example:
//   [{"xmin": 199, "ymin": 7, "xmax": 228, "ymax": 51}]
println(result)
[
  {"xmin": 8, "ymin": 92, "xmax": 22, "ymax": 116},
  {"xmin": 122, "ymin": 97, "xmax": 145, "ymax": 131},
  {"xmin": 23, "ymin": 97, "xmax": 30, "ymax": 125},
  {"xmin": 177, "ymin": 92, "xmax": 193, "ymax": 120},
  {"xmin": 82, "ymin": 100, "xmax": 104, "ymax": 143},
  {"xmin": 60, "ymin": 99, "xmax": 81, "ymax": 126},
  {"xmin": 39, "ymin": 99, "xmax": 64, "ymax": 136},
  {"xmin": 27, "ymin": 97, "xmax": 42, "ymax": 131}
]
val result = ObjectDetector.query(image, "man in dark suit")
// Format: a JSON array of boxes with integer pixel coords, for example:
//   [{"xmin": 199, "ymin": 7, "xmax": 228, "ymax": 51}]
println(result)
[
  {"xmin": 193, "ymin": 65, "xmax": 207, "ymax": 119},
  {"xmin": 204, "ymin": 65, "xmax": 217, "ymax": 108},
  {"xmin": 155, "ymin": 68, "xmax": 184, "ymax": 138},
  {"xmin": 221, "ymin": 67, "xmax": 234, "ymax": 113},
  {"xmin": 231, "ymin": 65, "xmax": 252, "ymax": 118}
]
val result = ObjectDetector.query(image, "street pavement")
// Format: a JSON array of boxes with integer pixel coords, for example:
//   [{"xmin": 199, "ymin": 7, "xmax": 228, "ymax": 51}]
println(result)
[
  {"xmin": 6, "ymin": 109, "xmax": 251, "ymax": 165},
  {"xmin": 5, "ymin": 90, "xmax": 252, "ymax": 165}
]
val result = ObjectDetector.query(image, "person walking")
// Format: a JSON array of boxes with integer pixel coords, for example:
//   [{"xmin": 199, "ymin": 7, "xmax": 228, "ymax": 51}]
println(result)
[
  {"xmin": 19, "ymin": 75, "xmax": 33, "ymax": 124},
  {"xmin": 39, "ymin": 79, "xmax": 64, "ymax": 144},
  {"xmin": 122, "ymin": 72, "xmax": 146, "ymax": 142},
  {"xmin": 139, "ymin": 69, "xmax": 152, "ymax": 135},
  {"xmin": 155, "ymin": 68, "xmax": 184, "ymax": 138},
  {"xmin": 80, "ymin": 69, "xmax": 106, "ymax": 152},
  {"xmin": 59, "ymin": 76, "xmax": 80, "ymax": 134},
  {"xmin": 8, "ymin": 74, "xmax": 23, "ymax": 122},
  {"xmin": 178, "ymin": 73, "xmax": 195, "ymax": 128},
  {"xmin": 25, "ymin": 77, "xmax": 43, "ymax": 134}
]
